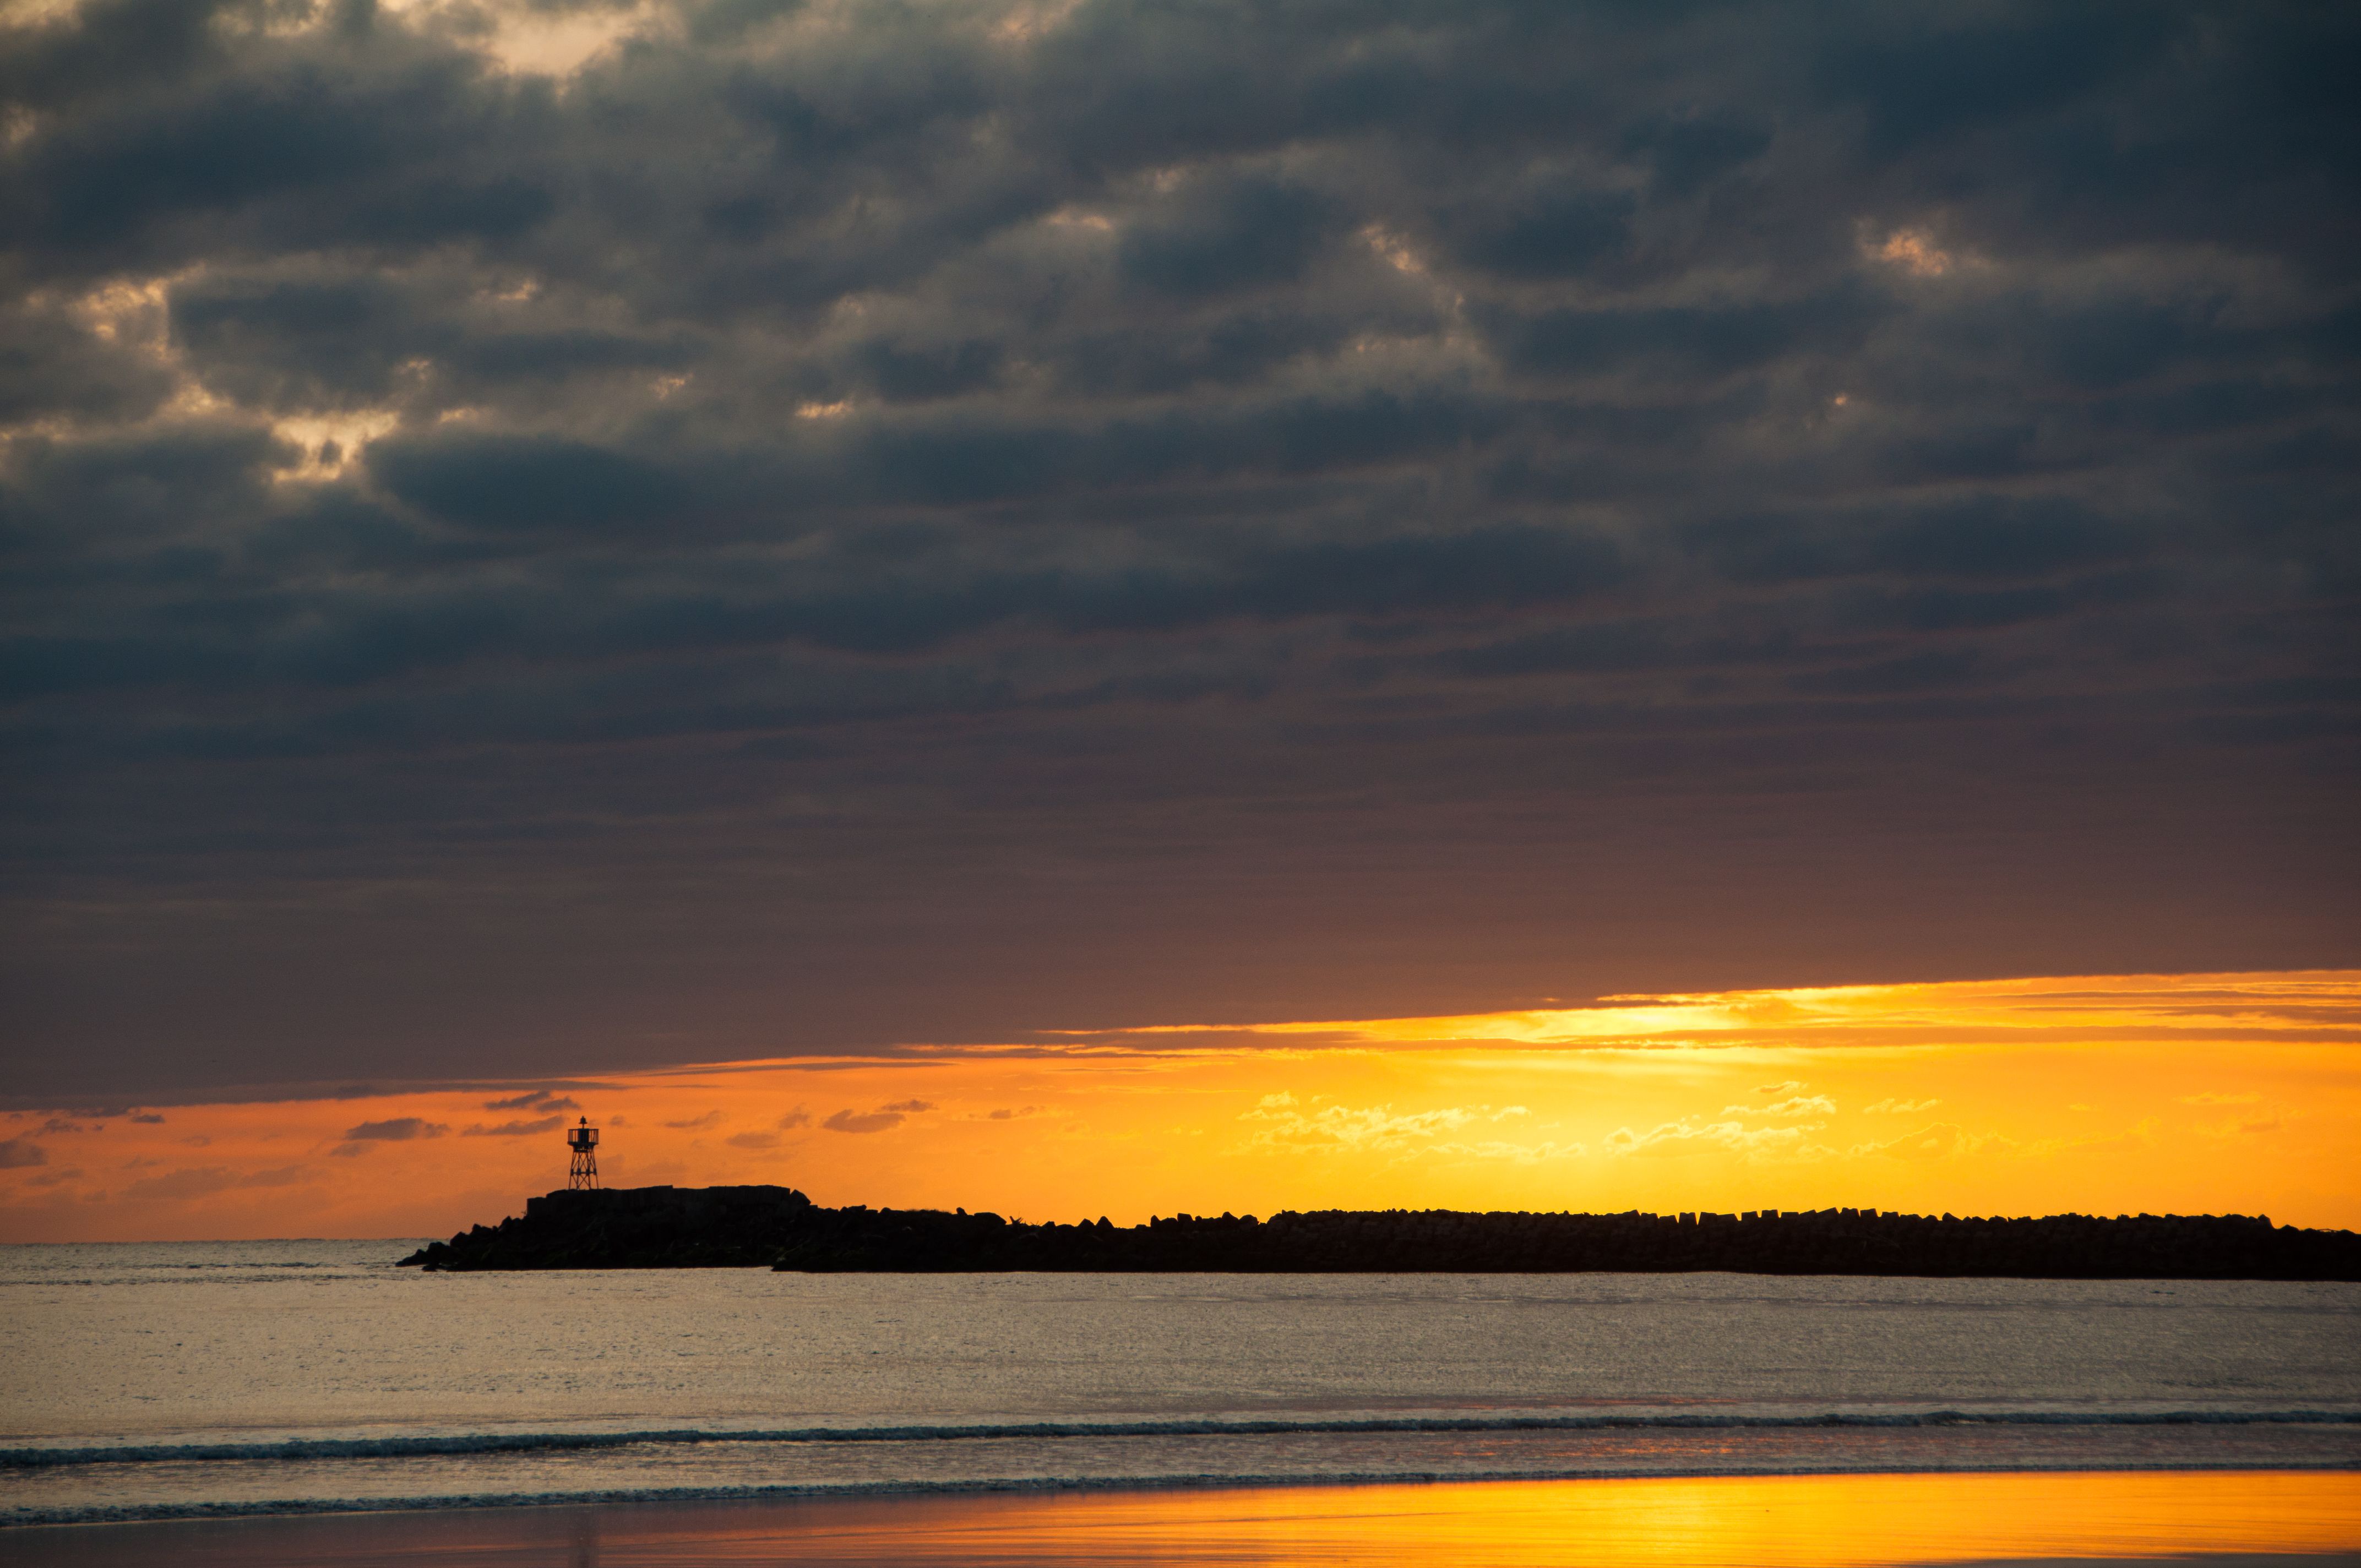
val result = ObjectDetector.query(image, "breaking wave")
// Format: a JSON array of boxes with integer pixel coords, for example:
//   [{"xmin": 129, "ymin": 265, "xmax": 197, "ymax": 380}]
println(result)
[{"xmin": 10, "ymin": 1408, "xmax": 2359, "ymax": 1471}]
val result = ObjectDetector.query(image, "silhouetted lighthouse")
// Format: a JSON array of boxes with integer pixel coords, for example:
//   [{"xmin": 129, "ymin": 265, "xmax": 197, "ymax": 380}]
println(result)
[{"xmin": 566, "ymin": 1117, "xmax": 600, "ymax": 1190}]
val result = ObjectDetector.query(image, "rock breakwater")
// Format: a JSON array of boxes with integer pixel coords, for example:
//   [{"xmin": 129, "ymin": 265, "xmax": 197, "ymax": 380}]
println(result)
[{"xmin": 396, "ymin": 1187, "xmax": 2361, "ymax": 1277}]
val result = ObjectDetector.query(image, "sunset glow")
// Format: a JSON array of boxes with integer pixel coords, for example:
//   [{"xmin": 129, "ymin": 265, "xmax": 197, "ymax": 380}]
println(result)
[
  {"xmin": 7, "ymin": 1, "xmax": 2355, "ymax": 1554},
  {"xmin": 7, "ymin": 970, "xmax": 2353, "ymax": 1243}
]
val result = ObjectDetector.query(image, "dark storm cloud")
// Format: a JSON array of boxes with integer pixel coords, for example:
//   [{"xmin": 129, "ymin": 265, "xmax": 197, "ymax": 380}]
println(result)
[{"xmin": 2, "ymin": 0, "xmax": 2355, "ymax": 1099}]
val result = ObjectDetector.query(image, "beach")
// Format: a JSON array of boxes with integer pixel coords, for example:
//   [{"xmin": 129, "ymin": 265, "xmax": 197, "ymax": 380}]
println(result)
[{"xmin": 4, "ymin": 1238, "xmax": 2358, "ymax": 1561}]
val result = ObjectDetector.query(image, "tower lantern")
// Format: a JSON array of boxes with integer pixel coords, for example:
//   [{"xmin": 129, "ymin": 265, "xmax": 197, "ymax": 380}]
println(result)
[{"xmin": 566, "ymin": 1117, "xmax": 600, "ymax": 1190}]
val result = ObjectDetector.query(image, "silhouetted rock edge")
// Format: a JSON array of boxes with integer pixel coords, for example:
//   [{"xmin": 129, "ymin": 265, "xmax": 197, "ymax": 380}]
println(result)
[{"xmin": 396, "ymin": 1186, "xmax": 2361, "ymax": 1278}]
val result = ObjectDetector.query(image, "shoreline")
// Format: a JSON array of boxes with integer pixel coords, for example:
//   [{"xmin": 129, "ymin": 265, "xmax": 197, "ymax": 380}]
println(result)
[{"xmin": 7, "ymin": 1469, "xmax": 2357, "ymax": 1566}]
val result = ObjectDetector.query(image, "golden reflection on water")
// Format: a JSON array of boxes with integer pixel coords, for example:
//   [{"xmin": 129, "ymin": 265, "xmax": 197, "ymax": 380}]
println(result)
[
  {"xmin": 21, "ymin": 1472, "xmax": 2360, "ymax": 1566},
  {"xmin": 591, "ymin": 1471, "xmax": 2361, "ymax": 1565}
]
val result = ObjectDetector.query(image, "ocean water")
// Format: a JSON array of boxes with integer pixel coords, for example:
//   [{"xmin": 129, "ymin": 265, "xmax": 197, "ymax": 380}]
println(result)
[{"xmin": 3, "ymin": 1240, "xmax": 2357, "ymax": 1528}]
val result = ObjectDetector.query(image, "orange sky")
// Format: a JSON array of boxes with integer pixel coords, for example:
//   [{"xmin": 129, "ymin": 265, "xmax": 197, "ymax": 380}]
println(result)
[{"xmin": 3, "ymin": 968, "xmax": 2355, "ymax": 1242}]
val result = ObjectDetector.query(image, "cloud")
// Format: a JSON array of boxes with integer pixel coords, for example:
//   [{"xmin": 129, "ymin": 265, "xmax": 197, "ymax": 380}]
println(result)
[
  {"xmin": 1867, "ymin": 228, "xmax": 1958, "ymax": 279},
  {"xmin": 0, "ymin": 1138, "xmax": 47, "ymax": 1169},
  {"xmin": 2179, "ymin": 1091, "xmax": 2261, "ymax": 1106},
  {"xmin": 238, "ymin": 1164, "xmax": 314, "ymax": 1188},
  {"xmin": 482, "ymin": 1091, "xmax": 582, "ymax": 1113},
  {"xmin": 1428, "ymin": 1138, "xmax": 1586, "ymax": 1166},
  {"xmin": 1238, "ymin": 1097, "xmax": 1532, "ymax": 1156},
  {"xmin": 340, "ymin": 1117, "xmax": 447, "ymax": 1141},
  {"xmin": 1863, "ymin": 1097, "xmax": 1941, "ymax": 1114},
  {"xmin": 777, "ymin": 1108, "xmax": 812, "ymax": 1130},
  {"xmin": 823, "ymin": 1108, "xmax": 909, "ymax": 1134},
  {"xmin": 817, "ymin": 1098, "xmax": 935, "ymax": 1133},
  {"xmin": 115, "ymin": 1160, "xmax": 311, "ymax": 1198},
  {"xmin": 663, "ymin": 1111, "xmax": 724, "ymax": 1130},
  {"xmin": 462, "ymin": 1115, "xmax": 566, "ymax": 1137},
  {"xmin": 1851, "ymin": 1122, "xmax": 1976, "ymax": 1160},
  {"xmin": 1606, "ymin": 1119, "xmax": 1827, "ymax": 1159},
  {"xmin": 333, "ymin": 1116, "xmax": 449, "ymax": 1155},
  {"xmin": 1723, "ymin": 1095, "xmax": 1835, "ymax": 1117},
  {"xmin": 123, "ymin": 1167, "xmax": 237, "ymax": 1201},
  {"xmin": 3, "ymin": 0, "xmax": 2356, "ymax": 1100},
  {"xmin": 725, "ymin": 1130, "xmax": 778, "ymax": 1149}
]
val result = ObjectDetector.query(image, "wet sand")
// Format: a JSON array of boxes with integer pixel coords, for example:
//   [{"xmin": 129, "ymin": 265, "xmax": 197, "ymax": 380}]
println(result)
[{"xmin": 8, "ymin": 1469, "xmax": 2359, "ymax": 1566}]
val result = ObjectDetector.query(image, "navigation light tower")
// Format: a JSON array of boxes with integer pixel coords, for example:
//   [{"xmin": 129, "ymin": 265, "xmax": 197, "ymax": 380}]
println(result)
[{"xmin": 566, "ymin": 1117, "xmax": 600, "ymax": 1190}]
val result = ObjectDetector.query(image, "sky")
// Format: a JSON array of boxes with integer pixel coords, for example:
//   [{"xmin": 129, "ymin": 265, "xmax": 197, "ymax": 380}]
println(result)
[
  {"xmin": 2, "ymin": 1, "xmax": 2356, "ymax": 1237},
  {"xmin": 6, "ymin": 970, "xmax": 2357, "ymax": 1239}
]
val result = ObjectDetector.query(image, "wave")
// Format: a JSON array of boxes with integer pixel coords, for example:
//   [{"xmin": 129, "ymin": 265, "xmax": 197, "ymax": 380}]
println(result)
[
  {"xmin": 9, "ymin": 1456, "xmax": 2361, "ymax": 1531},
  {"xmin": 9, "ymin": 1409, "xmax": 2359, "ymax": 1470}
]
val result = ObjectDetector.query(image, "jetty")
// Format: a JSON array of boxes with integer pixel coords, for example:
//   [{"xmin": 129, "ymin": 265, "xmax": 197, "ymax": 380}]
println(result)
[{"xmin": 398, "ymin": 1186, "xmax": 2361, "ymax": 1277}]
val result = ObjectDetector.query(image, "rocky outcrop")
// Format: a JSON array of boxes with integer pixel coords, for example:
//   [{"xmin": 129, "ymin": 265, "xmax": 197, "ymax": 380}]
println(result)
[
  {"xmin": 398, "ymin": 1188, "xmax": 2361, "ymax": 1278},
  {"xmin": 402, "ymin": 1185, "xmax": 819, "ymax": 1269}
]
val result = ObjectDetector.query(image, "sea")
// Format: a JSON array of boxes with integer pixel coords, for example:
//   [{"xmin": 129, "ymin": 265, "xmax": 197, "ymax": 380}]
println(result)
[{"xmin": 3, "ymin": 1240, "xmax": 2357, "ymax": 1529}]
